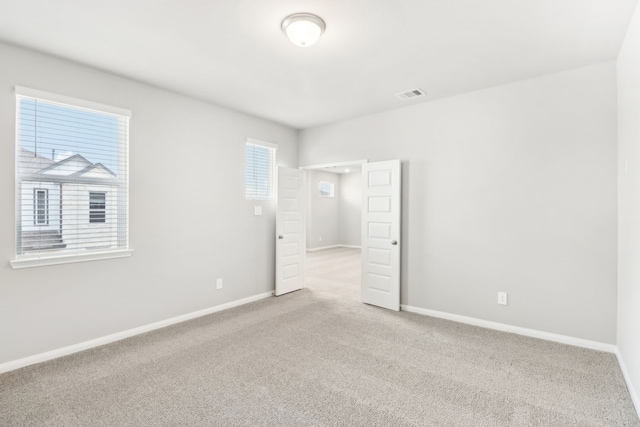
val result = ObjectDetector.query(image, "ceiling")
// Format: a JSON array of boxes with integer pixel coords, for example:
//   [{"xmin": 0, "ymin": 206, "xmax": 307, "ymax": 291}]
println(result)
[
  {"xmin": 316, "ymin": 165, "xmax": 362, "ymax": 175},
  {"xmin": 0, "ymin": 0, "xmax": 636, "ymax": 129}
]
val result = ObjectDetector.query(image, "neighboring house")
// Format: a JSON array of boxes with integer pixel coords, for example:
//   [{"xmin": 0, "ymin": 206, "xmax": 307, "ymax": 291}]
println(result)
[{"xmin": 18, "ymin": 148, "xmax": 119, "ymax": 254}]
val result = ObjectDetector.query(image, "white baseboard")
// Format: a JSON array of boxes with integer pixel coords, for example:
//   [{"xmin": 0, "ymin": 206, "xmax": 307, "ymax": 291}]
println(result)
[
  {"xmin": 400, "ymin": 304, "xmax": 617, "ymax": 353},
  {"xmin": 0, "ymin": 291, "xmax": 273, "ymax": 375},
  {"xmin": 307, "ymin": 245, "xmax": 361, "ymax": 252},
  {"xmin": 615, "ymin": 348, "xmax": 640, "ymax": 419},
  {"xmin": 307, "ymin": 245, "xmax": 340, "ymax": 252}
]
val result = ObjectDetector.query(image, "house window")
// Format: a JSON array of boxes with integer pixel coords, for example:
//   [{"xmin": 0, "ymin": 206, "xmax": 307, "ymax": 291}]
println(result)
[
  {"xmin": 12, "ymin": 86, "xmax": 131, "ymax": 268},
  {"xmin": 245, "ymin": 139, "xmax": 277, "ymax": 200},
  {"xmin": 33, "ymin": 189, "xmax": 49, "ymax": 225},
  {"xmin": 89, "ymin": 192, "xmax": 106, "ymax": 223},
  {"xmin": 318, "ymin": 181, "xmax": 335, "ymax": 198}
]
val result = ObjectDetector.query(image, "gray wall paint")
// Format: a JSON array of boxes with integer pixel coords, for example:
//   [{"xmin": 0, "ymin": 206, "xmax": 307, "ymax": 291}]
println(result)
[
  {"xmin": 306, "ymin": 170, "xmax": 340, "ymax": 249},
  {"xmin": 339, "ymin": 172, "xmax": 361, "ymax": 247},
  {"xmin": 0, "ymin": 42, "xmax": 297, "ymax": 364},
  {"xmin": 300, "ymin": 62, "xmax": 618, "ymax": 344},
  {"xmin": 617, "ymin": 2, "xmax": 640, "ymax": 409}
]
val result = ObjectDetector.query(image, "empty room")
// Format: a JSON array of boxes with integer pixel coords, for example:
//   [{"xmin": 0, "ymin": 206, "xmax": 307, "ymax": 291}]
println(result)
[{"xmin": 1, "ymin": 1, "xmax": 640, "ymax": 426}]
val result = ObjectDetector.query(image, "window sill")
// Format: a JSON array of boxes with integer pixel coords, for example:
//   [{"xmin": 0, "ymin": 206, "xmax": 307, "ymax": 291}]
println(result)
[{"xmin": 10, "ymin": 249, "xmax": 134, "ymax": 270}]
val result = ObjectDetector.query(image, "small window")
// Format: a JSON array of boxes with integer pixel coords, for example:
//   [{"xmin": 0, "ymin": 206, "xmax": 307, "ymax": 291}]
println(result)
[
  {"xmin": 318, "ymin": 181, "xmax": 335, "ymax": 198},
  {"xmin": 89, "ymin": 192, "xmax": 106, "ymax": 223},
  {"xmin": 245, "ymin": 139, "xmax": 277, "ymax": 200},
  {"xmin": 33, "ymin": 189, "xmax": 48, "ymax": 225}
]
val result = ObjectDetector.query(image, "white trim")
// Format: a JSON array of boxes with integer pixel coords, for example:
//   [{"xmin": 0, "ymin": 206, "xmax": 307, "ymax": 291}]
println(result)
[
  {"xmin": 307, "ymin": 244, "xmax": 361, "ymax": 252},
  {"xmin": 246, "ymin": 137, "xmax": 278, "ymax": 150},
  {"xmin": 0, "ymin": 291, "xmax": 273, "ymax": 374},
  {"xmin": 615, "ymin": 348, "xmax": 640, "ymax": 418},
  {"xmin": 15, "ymin": 86, "xmax": 132, "ymax": 117},
  {"xmin": 10, "ymin": 249, "xmax": 134, "ymax": 269},
  {"xmin": 300, "ymin": 159, "xmax": 368, "ymax": 170},
  {"xmin": 307, "ymin": 245, "xmax": 341, "ymax": 252},
  {"xmin": 400, "ymin": 305, "xmax": 617, "ymax": 353}
]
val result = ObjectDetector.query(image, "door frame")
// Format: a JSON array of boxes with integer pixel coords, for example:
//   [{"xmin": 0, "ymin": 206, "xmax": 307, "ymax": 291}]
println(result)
[{"xmin": 300, "ymin": 159, "xmax": 369, "ymax": 172}]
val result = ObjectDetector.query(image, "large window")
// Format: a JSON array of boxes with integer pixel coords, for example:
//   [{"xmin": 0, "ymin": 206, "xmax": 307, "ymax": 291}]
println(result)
[
  {"xmin": 12, "ymin": 86, "xmax": 131, "ymax": 268},
  {"xmin": 245, "ymin": 139, "xmax": 277, "ymax": 200}
]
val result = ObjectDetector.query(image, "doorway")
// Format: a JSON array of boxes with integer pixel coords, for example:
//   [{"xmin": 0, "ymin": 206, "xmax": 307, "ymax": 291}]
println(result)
[
  {"xmin": 276, "ymin": 160, "xmax": 402, "ymax": 311},
  {"xmin": 305, "ymin": 163, "xmax": 363, "ymax": 252},
  {"xmin": 302, "ymin": 161, "xmax": 365, "ymax": 299},
  {"xmin": 305, "ymin": 247, "xmax": 361, "ymax": 300}
]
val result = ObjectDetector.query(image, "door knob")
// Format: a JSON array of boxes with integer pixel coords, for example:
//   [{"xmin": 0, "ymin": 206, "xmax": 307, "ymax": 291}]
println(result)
[
  {"xmin": 391, "ymin": 240, "xmax": 398, "ymax": 245},
  {"xmin": 278, "ymin": 235, "xmax": 284, "ymax": 239}
]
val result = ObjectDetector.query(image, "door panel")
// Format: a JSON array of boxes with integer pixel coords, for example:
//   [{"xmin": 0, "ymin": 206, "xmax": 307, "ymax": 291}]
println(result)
[
  {"xmin": 276, "ymin": 167, "xmax": 306, "ymax": 296},
  {"xmin": 361, "ymin": 160, "xmax": 401, "ymax": 310}
]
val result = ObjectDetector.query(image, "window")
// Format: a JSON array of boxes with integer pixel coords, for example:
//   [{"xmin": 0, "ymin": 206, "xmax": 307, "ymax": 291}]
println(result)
[
  {"xmin": 89, "ymin": 192, "xmax": 106, "ymax": 223},
  {"xmin": 245, "ymin": 139, "xmax": 277, "ymax": 200},
  {"xmin": 33, "ymin": 189, "xmax": 49, "ymax": 225},
  {"xmin": 12, "ymin": 86, "xmax": 131, "ymax": 268},
  {"xmin": 318, "ymin": 181, "xmax": 335, "ymax": 198}
]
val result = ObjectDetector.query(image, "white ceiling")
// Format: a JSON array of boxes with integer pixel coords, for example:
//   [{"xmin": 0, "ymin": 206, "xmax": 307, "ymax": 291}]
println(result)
[
  {"xmin": 0, "ymin": 0, "xmax": 636, "ymax": 129},
  {"xmin": 315, "ymin": 165, "xmax": 362, "ymax": 175}
]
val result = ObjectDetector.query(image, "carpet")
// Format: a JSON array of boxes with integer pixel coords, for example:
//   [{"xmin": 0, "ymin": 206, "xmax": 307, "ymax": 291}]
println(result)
[{"xmin": 0, "ymin": 247, "xmax": 638, "ymax": 426}]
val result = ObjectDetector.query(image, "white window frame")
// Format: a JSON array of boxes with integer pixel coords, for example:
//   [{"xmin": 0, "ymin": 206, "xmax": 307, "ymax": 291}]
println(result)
[
  {"xmin": 245, "ymin": 138, "xmax": 277, "ymax": 200},
  {"xmin": 10, "ymin": 86, "xmax": 133, "ymax": 269},
  {"xmin": 33, "ymin": 188, "xmax": 49, "ymax": 225}
]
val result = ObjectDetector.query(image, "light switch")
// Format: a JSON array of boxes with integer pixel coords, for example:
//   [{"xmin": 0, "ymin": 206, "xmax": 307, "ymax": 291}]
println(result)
[{"xmin": 254, "ymin": 206, "xmax": 262, "ymax": 216}]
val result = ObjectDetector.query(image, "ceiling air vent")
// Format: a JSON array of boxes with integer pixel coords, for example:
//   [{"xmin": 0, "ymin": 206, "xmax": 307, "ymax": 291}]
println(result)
[{"xmin": 396, "ymin": 88, "xmax": 426, "ymax": 100}]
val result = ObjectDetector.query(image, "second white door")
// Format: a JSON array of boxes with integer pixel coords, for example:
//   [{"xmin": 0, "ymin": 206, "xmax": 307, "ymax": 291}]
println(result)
[{"xmin": 361, "ymin": 160, "xmax": 401, "ymax": 311}]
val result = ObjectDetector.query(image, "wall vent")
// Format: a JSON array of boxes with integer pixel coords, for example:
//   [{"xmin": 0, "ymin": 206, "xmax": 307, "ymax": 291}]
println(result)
[{"xmin": 396, "ymin": 88, "xmax": 426, "ymax": 100}]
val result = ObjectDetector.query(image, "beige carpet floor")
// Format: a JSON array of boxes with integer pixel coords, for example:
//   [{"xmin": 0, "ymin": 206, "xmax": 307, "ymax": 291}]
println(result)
[{"xmin": 0, "ymin": 247, "xmax": 638, "ymax": 426}]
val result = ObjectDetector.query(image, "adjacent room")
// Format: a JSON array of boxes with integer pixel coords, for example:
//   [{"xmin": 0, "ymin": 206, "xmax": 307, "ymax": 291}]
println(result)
[{"xmin": 1, "ymin": 1, "xmax": 639, "ymax": 425}]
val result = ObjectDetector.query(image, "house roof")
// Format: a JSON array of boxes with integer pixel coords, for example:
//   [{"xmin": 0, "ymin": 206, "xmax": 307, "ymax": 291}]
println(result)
[
  {"xmin": 35, "ymin": 153, "xmax": 93, "ymax": 175},
  {"xmin": 18, "ymin": 148, "xmax": 55, "ymax": 175},
  {"xmin": 20, "ymin": 150, "xmax": 117, "ymax": 183},
  {"xmin": 69, "ymin": 163, "xmax": 117, "ymax": 178}
]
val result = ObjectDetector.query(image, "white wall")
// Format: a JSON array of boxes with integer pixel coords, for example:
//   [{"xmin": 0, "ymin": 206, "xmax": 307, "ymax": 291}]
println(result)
[
  {"xmin": 306, "ymin": 170, "xmax": 340, "ymax": 249},
  {"xmin": 0, "ymin": 42, "xmax": 297, "ymax": 364},
  {"xmin": 300, "ymin": 62, "xmax": 618, "ymax": 344},
  {"xmin": 338, "ymin": 172, "xmax": 361, "ymax": 247},
  {"xmin": 617, "ymin": 1, "xmax": 640, "ymax": 411}
]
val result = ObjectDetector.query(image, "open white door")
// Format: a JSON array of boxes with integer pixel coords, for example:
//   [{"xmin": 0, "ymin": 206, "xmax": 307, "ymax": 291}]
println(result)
[
  {"xmin": 275, "ymin": 167, "xmax": 306, "ymax": 296},
  {"xmin": 361, "ymin": 160, "xmax": 401, "ymax": 311}
]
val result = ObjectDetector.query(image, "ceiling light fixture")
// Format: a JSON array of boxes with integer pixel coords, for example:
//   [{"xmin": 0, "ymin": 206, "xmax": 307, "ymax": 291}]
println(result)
[{"xmin": 281, "ymin": 13, "xmax": 326, "ymax": 47}]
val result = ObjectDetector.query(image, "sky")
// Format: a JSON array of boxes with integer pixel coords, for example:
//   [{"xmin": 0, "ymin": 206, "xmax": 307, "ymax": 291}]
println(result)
[{"xmin": 18, "ymin": 98, "xmax": 122, "ymax": 174}]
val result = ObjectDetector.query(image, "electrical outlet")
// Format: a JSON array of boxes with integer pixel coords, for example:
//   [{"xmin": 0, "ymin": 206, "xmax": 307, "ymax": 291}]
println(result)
[
  {"xmin": 254, "ymin": 206, "xmax": 262, "ymax": 216},
  {"xmin": 319, "ymin": 236, "xmax": 322, "ymax": 242},
  {"xmin": 497, "ymin": 292, "xmax": 508, "ymax": 305},
  {"xmin": 216, "ymin": 278, "xmax": 223, "ymax": 290}
]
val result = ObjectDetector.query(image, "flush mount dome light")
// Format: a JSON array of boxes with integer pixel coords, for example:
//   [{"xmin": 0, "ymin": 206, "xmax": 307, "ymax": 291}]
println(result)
[{"xmin": 281, "ymin": 13, "xmax": 326, "ymax": 47}]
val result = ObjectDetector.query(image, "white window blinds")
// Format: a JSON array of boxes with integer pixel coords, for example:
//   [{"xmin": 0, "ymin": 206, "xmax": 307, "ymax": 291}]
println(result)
[
  {"xmin": 14, "ymin": 87, "xmax": 130, "ymax": 260},
  {"xmin": 245, "ymin": 139, "xmax": 277, "ymax": 200}
]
